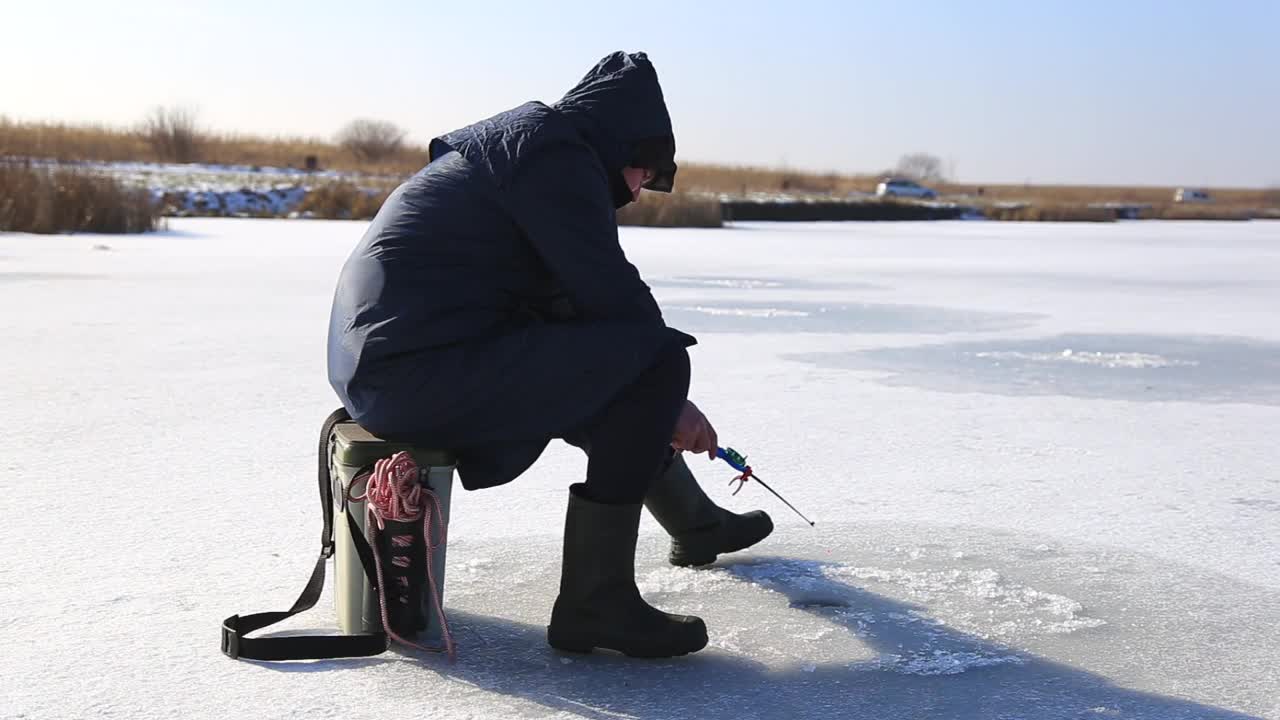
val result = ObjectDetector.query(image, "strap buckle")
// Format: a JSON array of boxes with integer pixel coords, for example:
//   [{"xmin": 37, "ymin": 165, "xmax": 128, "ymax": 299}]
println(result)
[{"xmin": 221, "ymin": 616, "xmax": 241, "ymax": 659}]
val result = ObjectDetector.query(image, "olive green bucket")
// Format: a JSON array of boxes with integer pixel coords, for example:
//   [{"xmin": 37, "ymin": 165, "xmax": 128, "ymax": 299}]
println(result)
[{"xmin": 329, "ymin": 422, "xmax": 456, "ymax": 644}]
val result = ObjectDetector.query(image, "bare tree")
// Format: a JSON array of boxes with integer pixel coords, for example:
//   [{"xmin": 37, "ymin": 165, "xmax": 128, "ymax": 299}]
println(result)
[
  {"xmin": 142, "ymin": 105, "xmax": 201, "ymax": 163},
  {"xmin": 894, "ymin": 152, "xmax": 946, "ymax": 182},
  {"xmin": 337, "ymin": 119, "xmax": 407, "ymax": 164}
]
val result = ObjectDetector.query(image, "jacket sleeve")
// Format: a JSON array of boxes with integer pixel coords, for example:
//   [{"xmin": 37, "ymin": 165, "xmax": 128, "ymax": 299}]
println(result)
[{"xmin": 507, "ymin": 143, "xmax": 665, "ymax": 325}]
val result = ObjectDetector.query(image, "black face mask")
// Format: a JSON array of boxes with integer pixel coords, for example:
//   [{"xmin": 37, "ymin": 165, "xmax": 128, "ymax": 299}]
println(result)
[
  {"xmin": 629, "ymin": 136, "xmax": 676, "ymax": 193},
  {"xmin": 610, "ymin": 170, "xmax": 635, "ymax": 209}
]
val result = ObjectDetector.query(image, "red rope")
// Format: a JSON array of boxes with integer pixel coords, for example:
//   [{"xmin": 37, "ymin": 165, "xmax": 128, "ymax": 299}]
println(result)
[
  {"xmin": 360, "ymin": 451, "xmax": 456, "ymax": 660},
  {"xmin": 729, "ymin": 465, "xmax": 754, "ymax": 496}
]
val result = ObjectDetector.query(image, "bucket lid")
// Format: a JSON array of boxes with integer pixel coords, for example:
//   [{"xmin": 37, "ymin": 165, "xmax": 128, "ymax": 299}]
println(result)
[{"xmin": 331, "ymin": 422, "xmax": 457, "ymax": 468}]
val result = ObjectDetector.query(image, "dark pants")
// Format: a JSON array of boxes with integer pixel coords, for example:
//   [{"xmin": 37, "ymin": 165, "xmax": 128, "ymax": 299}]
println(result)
[{"xmin": 562, "ymin": 344, "xmax": 690, "ymax": 504}]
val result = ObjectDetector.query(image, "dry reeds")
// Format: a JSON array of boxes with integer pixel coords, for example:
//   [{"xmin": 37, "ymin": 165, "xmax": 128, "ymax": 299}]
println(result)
[
  {"xmin": 0, "ymin": 117, "xmax": 430, "ymax": 176},
  {"xmin": 617, "ymin": 192, "xmax": 722, "ymax": 228},
  {"xmin": 295, "ymin": 182, "xmax": 391, "ymax": 220},
  {"xmin": 940, "ymin": 182, "xmax": 1274, "ymax": 210},
  {"xmin": 672, "ymin": 163, "xmax": 879, "ymax": 196},
  {"xmin": 3, "ymin": 117, "xmax": 1276, "ymax": 225},
  {"xmin": 1140, "ymin": 204, "xmax": 1254, "ymax": 221},
  {"xmin": 141, "ymin": 106, "xmax": 201, "ymax": 163},
  {"xmin": 982, "ymin": 204, "xmax": 1116, "ymax": 222},
  {"xmin": 0, "ymin": 162, "xmax": 159, "ymax": 234}
]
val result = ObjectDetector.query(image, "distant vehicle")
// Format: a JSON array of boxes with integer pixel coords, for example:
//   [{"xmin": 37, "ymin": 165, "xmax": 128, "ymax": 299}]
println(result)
[
  {"xmin": 876, "ymin": 178, "xmax": 938, "ymax": 200},
  {"xmin": 1174, "ymin": 188, "xmax": 1212, "ymax": 203}
]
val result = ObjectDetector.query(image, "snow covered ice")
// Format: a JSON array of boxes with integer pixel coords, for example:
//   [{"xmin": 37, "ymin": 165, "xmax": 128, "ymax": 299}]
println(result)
[{"xmin": 2, "ymin": 218, "xmax": 1278, "ymax": 719}]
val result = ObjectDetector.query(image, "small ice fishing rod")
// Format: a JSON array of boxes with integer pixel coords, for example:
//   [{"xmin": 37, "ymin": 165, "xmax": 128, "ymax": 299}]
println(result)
[{"xmin": 715, "ymin": 447, "xmax": 815, "ymax": 526}]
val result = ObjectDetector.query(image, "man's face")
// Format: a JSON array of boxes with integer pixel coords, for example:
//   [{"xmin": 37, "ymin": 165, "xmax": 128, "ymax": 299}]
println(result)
[{"xmin": 621, "ymin": 166, "xmax": 657, "ymax": 202}]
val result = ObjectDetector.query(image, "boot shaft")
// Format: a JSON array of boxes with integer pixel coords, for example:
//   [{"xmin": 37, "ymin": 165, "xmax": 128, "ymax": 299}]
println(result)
[
  {"xmin": 559, "ymin": 483, "xmax": 643, "ymax": 596},
  {"xmin": 550, "ymin": 482, "xmax": 708, "ymax": 657},
  {"xmin": 643, "ymin": 451, "xmax": 721, "ymax": 535}
]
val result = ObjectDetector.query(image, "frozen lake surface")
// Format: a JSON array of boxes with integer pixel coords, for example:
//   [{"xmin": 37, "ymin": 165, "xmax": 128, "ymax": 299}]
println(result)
[{"xmin": 2, "ymin": 218, "xmax": 1277, "ymax": 719}]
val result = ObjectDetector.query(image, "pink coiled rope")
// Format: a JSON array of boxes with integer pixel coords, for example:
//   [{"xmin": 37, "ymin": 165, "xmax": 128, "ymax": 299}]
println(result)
[{"xmin": 353, "ymin": 451, "xmax": 456, "ymax": 660}]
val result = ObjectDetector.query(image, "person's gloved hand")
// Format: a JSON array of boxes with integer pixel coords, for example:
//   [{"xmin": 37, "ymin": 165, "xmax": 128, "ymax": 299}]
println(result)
[{"xmin": 671, "ymin": 400, "xmax": 718, "ymax": 461}]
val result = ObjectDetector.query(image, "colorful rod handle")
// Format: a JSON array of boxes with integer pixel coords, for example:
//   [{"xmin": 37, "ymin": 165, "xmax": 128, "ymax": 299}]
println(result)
[{"xmin": 716, "ymin": 447, "xmax": 750, "ymax": 473}]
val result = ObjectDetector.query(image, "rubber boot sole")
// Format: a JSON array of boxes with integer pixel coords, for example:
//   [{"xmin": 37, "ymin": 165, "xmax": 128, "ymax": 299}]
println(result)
[
  {"xmin": 668, "ymin": 546, "xmax": 718, "ymax": 568},
  {"xmin": 547, "ymin": 622, "xmax": 708, "ymax": 658},
  {"xmin": 668, "ymin": 511, "xmax": 775, "ymax": 568}
]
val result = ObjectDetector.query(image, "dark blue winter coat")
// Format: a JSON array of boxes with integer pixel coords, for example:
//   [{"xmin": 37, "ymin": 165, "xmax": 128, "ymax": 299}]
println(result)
[{"xmin": 327, "ymin": 52, "xmax": 695, "ymax": 490}]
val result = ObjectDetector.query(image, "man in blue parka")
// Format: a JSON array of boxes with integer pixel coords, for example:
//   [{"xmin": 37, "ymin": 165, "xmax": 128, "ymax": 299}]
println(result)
[{"xmin": 328, "ymin": 51, "xmax": 772, "ymax": 657}]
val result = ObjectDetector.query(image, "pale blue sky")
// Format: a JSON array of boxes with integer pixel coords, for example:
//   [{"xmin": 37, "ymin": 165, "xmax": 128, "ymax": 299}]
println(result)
[{"xmin": 4, "ymin": 0, "xmax": 1277, "ymax": 186}]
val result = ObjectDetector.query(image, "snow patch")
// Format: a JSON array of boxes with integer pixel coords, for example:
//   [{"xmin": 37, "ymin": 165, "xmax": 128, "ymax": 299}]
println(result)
[{"xmin": 161, "ymin": 185, "xmax": 310, "ymax": 217}]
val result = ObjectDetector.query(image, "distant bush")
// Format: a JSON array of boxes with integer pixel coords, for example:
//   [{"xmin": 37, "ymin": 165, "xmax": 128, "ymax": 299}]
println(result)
[
  {"xmin": 0, "ymin": 162, "xmax": 159, "ymax": 234},
  {"xmin": 295, "ymin": 182, "xmax": 390, "ymax": 219},
  {"xmin": 141, "ymin": 106, "xmax": 202, "ymax": 163},
  {"xmin": 617, "ymin": 192, "xmax": 722, "ymax": 228},
  {"xmin": 337, "ymin": 119, "xmax": 407, "ymax": 164}
]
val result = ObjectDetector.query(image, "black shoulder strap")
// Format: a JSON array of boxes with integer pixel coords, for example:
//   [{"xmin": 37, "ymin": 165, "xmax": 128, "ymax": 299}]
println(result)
[{"xmin": 221, "ymin": 407, "xmax": 389, "ymax": 661}]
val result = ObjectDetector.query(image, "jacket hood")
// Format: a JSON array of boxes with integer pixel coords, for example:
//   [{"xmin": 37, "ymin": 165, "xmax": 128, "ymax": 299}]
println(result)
[{"xmin": 553, "ymin": 51, "xmax": 677, "ymax": 203}]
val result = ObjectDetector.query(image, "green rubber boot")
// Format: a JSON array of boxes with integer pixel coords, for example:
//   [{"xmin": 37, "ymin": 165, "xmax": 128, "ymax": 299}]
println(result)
[
  {"xmin": 547, "ymin": 484, "xmax": 708, "ymax": 658},
  {"xmin": 644, "ymin": 452, "xmax": 774, "ymax": 567}
]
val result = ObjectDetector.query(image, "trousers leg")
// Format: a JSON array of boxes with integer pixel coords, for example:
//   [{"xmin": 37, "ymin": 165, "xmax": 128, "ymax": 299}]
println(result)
[{"xmin": 567, "ymin": 344, "xmax": 691, "ymax": 505}]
